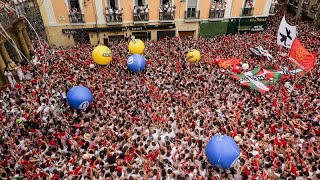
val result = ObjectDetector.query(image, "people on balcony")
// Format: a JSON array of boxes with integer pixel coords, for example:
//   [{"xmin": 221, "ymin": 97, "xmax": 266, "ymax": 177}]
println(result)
[
  {"xmin": 105, "ymin": 6, "xmax": 123, "ymax": 22},
  {"xmin": 69, "ymin": 7, "xmax": 82, "ymax": 23},
  {"xmin": 270, "ymin": 0, "xmax": 278, "ymax": 14},
  {"xmin": 14, "ymin": 0, "xmax": 27, "ymax": 17},
  {"xmin": 310, "ymin": 2, "xmax": 320, "ymax": 12},
  {"xmin": 211, "ymin": 0, "xmax": 226, "ymax": 18},
  {"xmin": 133, "ymin": 5, "xmax": 149, "ymax": 21},
  {"xmin": 160, "ymin": 3, "xmax": 175, "ymax": 20},
  {"xmin": 243, "ymin": 0, "xmax": 253, "ymax": 15}
]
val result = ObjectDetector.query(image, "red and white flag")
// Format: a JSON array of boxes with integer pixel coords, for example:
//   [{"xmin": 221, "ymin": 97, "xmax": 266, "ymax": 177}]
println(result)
[{"xmin": 289, "ymin": 38, "xmax": 316, "ymax": 72}]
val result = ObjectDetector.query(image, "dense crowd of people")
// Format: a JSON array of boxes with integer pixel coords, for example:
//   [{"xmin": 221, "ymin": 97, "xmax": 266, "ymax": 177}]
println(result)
[{"xmin": 0, "ymin": 3, "xmax": 320, "ymax": 180}]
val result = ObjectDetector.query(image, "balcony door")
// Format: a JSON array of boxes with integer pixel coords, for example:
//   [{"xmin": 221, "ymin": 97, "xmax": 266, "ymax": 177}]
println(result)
[
  {"xmin": 187, "ymin": 0, "xmax": 197, "ymax": 18},
  {"xmin": 69, "ymin": 0, "xmax": 81, "ymax": 11},
  {"xmin": 107, "ymin": 0, "xmax": 119, "ymax": 9},
  {"xmin": 135, "ymin": 0, "xmax": 147, "ymax": 6},
  {"xmin": 161, "ymin": 0, "xmax": 172, "ymax": 5}
]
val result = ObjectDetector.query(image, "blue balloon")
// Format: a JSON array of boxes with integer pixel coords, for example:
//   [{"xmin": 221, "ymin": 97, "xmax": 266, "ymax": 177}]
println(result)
[
  {"xmin": 127, "ymin": 54, "xmax": 146, "ymax": 73},
  {"xmin": 67, "ymin": 86, "xmax": 93, "ymax": 110},
  {"xmin": 205, "ymin": 134, "xmax": 240, "ymax": 169}
]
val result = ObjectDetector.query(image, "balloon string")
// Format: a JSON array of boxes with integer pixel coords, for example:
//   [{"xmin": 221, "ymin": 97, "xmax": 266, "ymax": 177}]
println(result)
[
  {"xmin": 0, "ymin": 1, "xmax": 49, "ymax": 84},
  {"xmin": 0, "ymin": 24, "xmax": 27, "ymax": 62}
]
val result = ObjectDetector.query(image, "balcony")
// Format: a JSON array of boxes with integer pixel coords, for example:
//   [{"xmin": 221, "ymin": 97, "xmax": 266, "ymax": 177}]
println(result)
[
  {"xmin": 209, "ymin": 9, "xmax": 225, "ymax": 20},
  {"xmin": 0, "ymin": 12, "xmax": 19, "ymax": 29},
  {"xmin": 159, "ymin": 11, "xmax": 175, "ymax": 22},
  {"xmin": 241, "ymin": 8, "xmax": 254, "ymax": 16},
  {"xmin": 68, "ymin": 14, "xmax": 85, "ymax": 24},
  {"xmin": 269, "ymin": 4, "xmax": 276, "ymax": 15},
  {"xmin": 184, "ymin": 10, "xmax": 200, "ymax": 22},
  {"xmin": 302, "ymin": 3, "xmax": 310, "ymax": 10},
  {"xmin": 133, "ymin": 13, "xmax": 149, "ymax": 24},
  {"xmin": 106, "ymin": 13, "xmax": 123, "ymax": 24}
]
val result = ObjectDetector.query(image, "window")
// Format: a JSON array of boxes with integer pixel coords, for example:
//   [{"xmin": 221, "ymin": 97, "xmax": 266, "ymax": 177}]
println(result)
[
  {"xmin": 186, "ymin": 0, "xmax": 197, "ymax": 18},
  {"xmin": 107, "ymin": 0, "xmax": 119, "ymax": 9},
  {"xmin": 244, "ymin": 0, "xmax": 254, "ymax": 8},
  {"xmin": 187, "ymin": 0, "xmax": 197, "ymax": 10},
  {"xmin": 135, "ymin": 0, "xmax": 146, "ymax": 6},
  {"xmin": 69, "ymin": 0, "xmax": 81, "ymax": 10},
  {"xmin": 161, "ymin": 0, "xmax": 171, "ymax": 5}
]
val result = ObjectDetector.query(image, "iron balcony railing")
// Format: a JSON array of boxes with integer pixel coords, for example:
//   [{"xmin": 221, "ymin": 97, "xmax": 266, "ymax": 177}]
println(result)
[
  {"xmin": 106, "ymin": 13, "xmax": 123, "ymax": 23},
  {"xmin": 209, "ymin": 9, "xmax": 225, "ymax": 19},
  {"xmin": 242, "ymin": 8, "xmax": 254, "ymax": 16},
  {"xmin": 68, "ymin": 14, "xmax": 85, "ymax": 23},
  {"xmin": 185, "ymin": 10, "xmax": 200, "ymax": 19},
  {"xmin": 159, "ymin": 11, "xmax": 175, "ymax": 21},
  {"xmin": 0, "ymin": 12, "xmax": 19, "ymax": 28},
  {"xmin": 133, "ymin": 12, "xmax": 149, "ymax": 22},
  {"xmin": 269, "ymin": 4, "xmax": 276, "ymax": 14}
]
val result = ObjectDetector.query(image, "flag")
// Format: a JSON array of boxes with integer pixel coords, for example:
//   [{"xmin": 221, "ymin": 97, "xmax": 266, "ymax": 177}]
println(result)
[
  {"xmin": 232, "ymin": 67, "xmax": 272, "ymax": 94},
  {"xmin": 277, "ymin": 16, "xmax": 297, "ymax": 48},
  {"xmin": 289, "ymin": 38, "xmax": 316, "ymax": 72},
  {"xmin": 250, "ymin": 46, "xmax": 273, "ymax": 60},
  {"xmin": 218, "ymin": 58, "xmax": 241, "ymax": 68},
  {"xmin": 263, "ymin": 66, "xmax": 303, "ymax": 82}
]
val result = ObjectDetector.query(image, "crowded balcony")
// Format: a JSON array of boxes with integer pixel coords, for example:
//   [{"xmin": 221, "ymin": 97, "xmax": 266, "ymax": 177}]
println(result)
[
  {"xmin": 68, "ymin": 8, "xmax": 85, "ymax": 24},
  {"xmin": 209, "ymin": 9, "xmax": 225, "ymax": 20},
  {"xmin": 209, "ymin": 1, "xmax": 226, "ymax": 20},
  {"xmin": 242, "ymin": 8, "xmax": 254, "ymax": 16},
  {"xmin": 159, "ymin": 3, "xmax": 176, "ymax": 22},
  {"xmin": 0, "ymin": 10, "xmax": 19, "ymax": 29},
  {"xmin": 133, "ymin": 5, "xmax": 149, "ymax": 23},
  {"xmin": 0, "ymin": 0, "xmax": 28, "ymax": 29},
  {"xmin": 105, "ymin": 7, "xmax": 123, "ymax": 24},
  {"xmin": 184, "ymin": 10, "xmax": 200, "ymax": 22},
  {"xmin": 269, "ymin": 4, "xmax": 276, "ymax": 15}
]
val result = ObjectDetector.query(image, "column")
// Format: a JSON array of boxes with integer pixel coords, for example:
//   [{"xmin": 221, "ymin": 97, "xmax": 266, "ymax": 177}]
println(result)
[
  {"xmin": 95, "ymin": 0, "xmax": 105, "ymax": 24},
  {"xmin": 0, "ymin": 53, "xmax": 6, "ymax": 73},
  {"xmin": 22, "ymin": 29, "xmax": 32, "ymax": 49},
  {"xmin": 296, "ymin": 0, "xmax": 303, "ymax": 18},
  {"xmin": 10, "ymin": 32, "xmax": 22, "ymax": 63},
  {"xmin": 0, "ymin": 53, "xmax": 6, "ymax": 85},
  {"xmin": 17, "ymin": 30, "xmax": 30, "ymax": 60},
  {"xmin": 0, "ymin": 43, "xmax": 13, "ymax": 65},
  {"xmin": 0, "ymin": 43, "xmax": 16, "ymax": 71}
]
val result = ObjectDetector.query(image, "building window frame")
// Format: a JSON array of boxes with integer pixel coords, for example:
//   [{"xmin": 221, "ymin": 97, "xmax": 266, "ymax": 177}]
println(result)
[
  {"xmin": 106, "ymin": 0, "xmax": 121, "ymax": 9},
  {"xmin": 66, "ymin": 0, "xmax": 84, "ymax": 14},
  {"xmin": 133, "ymin": 0, "xmax": 148, "ymax": 6}
]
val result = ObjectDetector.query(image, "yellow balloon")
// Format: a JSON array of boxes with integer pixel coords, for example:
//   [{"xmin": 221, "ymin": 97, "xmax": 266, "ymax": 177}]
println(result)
[
  {"xmin": 186, "ymin": 49, "xmax": 201, "ymax": 63},
  {"xmin": 92, "ymin": 45, "xmax": 112, "ymax": 65},
  {"xmin": 128, "ymin": 39, "xmax": 145, "ymax": 54}
]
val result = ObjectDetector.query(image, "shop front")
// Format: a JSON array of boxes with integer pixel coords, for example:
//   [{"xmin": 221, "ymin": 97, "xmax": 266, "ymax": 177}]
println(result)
[{"xmin": 62, "ymin": 24, "xmax": 176, "ymax": 44}]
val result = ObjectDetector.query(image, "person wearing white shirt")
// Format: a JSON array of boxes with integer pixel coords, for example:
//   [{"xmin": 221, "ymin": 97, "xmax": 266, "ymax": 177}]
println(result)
[
  {"xmin": 109, "ymin": 7, "xmax": 114, "ymax": 21},
  {"xmin": 15, "ymin": 65, "xmax": 25, "ymax": 81},
  {"xmin": 4, "ymin": 69, "xmax": 17, "ymax": 88}
]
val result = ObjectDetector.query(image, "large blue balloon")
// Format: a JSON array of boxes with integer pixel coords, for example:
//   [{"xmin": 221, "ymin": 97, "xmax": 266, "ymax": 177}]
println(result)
[
  {"xmin": 205, "ymin": 134, "xmax": 240, "ymax": 169},
  {"xmin": 127, "ymin": 54, "xmax": 146, "ymax": 73},
  {"xmin": 67, "ymin": 86, "xmax": 93, "ymax": 110}
]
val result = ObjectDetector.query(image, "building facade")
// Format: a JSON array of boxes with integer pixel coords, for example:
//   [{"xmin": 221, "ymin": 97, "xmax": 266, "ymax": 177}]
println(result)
[
  {"xmin": 38, "ymin": 0, "xmax": 276, "ymax": 47},
  {"xmin": 0, "ymin": 1, "xmax": 33, "ymax": 86},
  {"xmin": 285, "ymin": 0, "xmax": 320, "ymax": 26}
]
